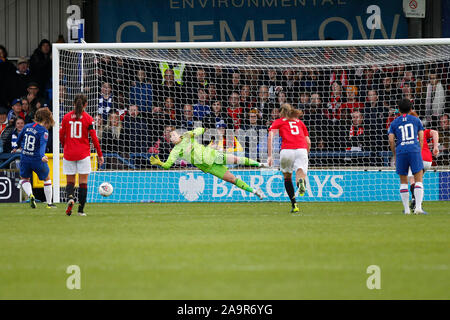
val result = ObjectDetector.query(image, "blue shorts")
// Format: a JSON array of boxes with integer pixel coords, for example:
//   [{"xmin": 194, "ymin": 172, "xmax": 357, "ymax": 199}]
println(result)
[
  {"xmin": 20, "ymin": 160, "xmax": 50, "ymax": 181},
  {"xmin": 396, "ymin": 152, "xmax": 423, "ymax": 176}
]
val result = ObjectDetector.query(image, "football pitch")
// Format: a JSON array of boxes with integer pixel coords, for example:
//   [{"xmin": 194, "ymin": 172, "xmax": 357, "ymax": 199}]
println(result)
[{"xmin": 0, "ymin": 201, "xmax": 448, "ymax": 300}]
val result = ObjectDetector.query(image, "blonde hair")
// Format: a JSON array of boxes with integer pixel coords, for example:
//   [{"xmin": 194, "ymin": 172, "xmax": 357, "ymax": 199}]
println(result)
[
  {"xmin": 279, "ymin": 103, "xmax": 302, "ymax": 119},
  {"xmin": 34, "ymin": 107, "xmax": 55, "ymax": 128}
]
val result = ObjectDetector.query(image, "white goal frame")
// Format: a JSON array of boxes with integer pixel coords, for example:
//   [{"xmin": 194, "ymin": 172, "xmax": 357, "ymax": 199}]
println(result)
[{"xmin": 52, "ymin": 38, "xmax": 450, "ymax": 203}]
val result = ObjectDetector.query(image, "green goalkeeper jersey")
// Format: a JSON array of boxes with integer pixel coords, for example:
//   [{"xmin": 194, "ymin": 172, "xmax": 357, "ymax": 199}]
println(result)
[{"xmin": 160, "ymin": 128, "xmax": 221, "ymax": 171}]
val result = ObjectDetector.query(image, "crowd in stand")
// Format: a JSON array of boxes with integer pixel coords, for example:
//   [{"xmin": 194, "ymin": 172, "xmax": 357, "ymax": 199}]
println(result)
[{"xmin": 1, "ymin": 43, "xmax": 449, "ymax": 169}]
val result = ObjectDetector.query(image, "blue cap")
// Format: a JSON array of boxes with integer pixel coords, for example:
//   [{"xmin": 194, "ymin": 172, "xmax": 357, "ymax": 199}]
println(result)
[
  {"xmin": 216, "ymin": 120, "xmax": 227, "ymax": 129},
  {"xmin": 11, "ymin": 98, "xmax": 21, "ymax": 106}
]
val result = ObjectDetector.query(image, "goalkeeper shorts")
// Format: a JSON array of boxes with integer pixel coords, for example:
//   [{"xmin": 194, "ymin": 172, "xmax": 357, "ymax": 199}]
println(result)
[{"xmin": 202, "ymin": 163, "xmax": 229, "ymax": 180}]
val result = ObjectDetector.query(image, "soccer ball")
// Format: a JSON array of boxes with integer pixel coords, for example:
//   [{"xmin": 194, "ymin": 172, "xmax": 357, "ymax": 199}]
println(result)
[{"xmin": 99, "ymin": 182, "xmax": 113, "ymax": 197}]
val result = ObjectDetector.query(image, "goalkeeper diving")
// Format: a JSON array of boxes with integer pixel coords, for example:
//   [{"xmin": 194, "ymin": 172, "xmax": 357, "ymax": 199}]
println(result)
[{"xmin": 150, "ymin": 127, "xmax": 265, "ymax": 199}]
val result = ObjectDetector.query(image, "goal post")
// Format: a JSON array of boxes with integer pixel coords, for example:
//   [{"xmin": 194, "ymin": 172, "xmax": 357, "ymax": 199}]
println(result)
[{"xmin": 52, "ymin": 39, "xmax": 450, "ymax": 203}]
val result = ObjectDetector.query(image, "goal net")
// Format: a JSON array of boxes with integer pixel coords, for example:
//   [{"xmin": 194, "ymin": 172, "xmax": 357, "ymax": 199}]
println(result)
[{"xmin": 52, "ymin": 40, "xmax": 450, "ymax": 203}]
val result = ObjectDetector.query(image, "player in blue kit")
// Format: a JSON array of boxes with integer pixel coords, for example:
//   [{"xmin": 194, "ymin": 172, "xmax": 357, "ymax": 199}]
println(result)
[
  {"xmin": 13, "ymin": 108, "xmax": 56, "ymax": 209},
  {"xmin": 388, "ymin": 99, "xmax": 426, "ymax": 215}
]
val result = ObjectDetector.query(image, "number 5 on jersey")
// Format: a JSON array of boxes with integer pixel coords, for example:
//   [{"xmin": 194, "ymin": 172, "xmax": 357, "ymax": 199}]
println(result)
[
  {"xmin": 69, "ymin": 121, "xmax": 82, "ymax": 139},
  {"xmin": 289, "ymin": 121, "xmax": 300, "ymax": 135}
]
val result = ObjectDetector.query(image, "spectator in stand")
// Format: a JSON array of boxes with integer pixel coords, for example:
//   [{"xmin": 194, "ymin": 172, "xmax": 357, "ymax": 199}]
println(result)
[
  {"xmin": 260, "ymin": 68, "xmax": 281, "ymax": 102},
  {"xmin": 148, "ymin": 125, "xmax": 175, "ymax": 163},
  {"xmin": 266, "ymin": 107, "xmax": 280, "ymax": 128},
  {"xmin": 7, "ymin": 99, "xmax": 23, "ymax": 123},
  {"xmin": 346, "ymin": 110, "xmax": 367, "ymax": 152},
  {"xmin": 398, "ymin": 68, "xmax": 416, "ymax": 91},
  {"xmin": 378, "ymin": 75, "xmax": 397, "ymax": 104},
  {"xmin": 297, "ymin": 90, "xmax": 310, "ymax": 111},
  {"xmin": 94, "ymin": 114, "xmax": 104, "ymax": 141},
  {"xmin": 129, "ymin": 69, "xmax": 153, "ymax": 114},
  {"xmin": 239, "ymin": 84, "xmax": 254, "ymax": 111},
  {"xmin": 0, "ymin": 107, "xmax": 9, "ymax": 137},
  {"xmin": 180, "ymin": 104, "xmax": 195, "ymax": 131},
  {"xmin": 192, "ymin": 88, "xmax": 210, "ymax": 121},
  {"xmin": 253, "ymin": 85, "xmax": 275, "ymax": 121},
  {"xmin": 212, "ymin": 65, "xmax": 228, "ymax": 99},
  {"xmin": 155, "ymin": 68, "xmax": 183, "ymax": 108},
  {"xmin": 98, "ymin": 82, "xmax": 113, "ymax": 123},
  {"xmin": 340, "ymin": 85, "xmax": 364, "ymax": 120},
  {"xmin": 163, "ymin": 96, "xmax": 179, "ymax": 123},
  {"xmin": 148, "ymin": 105, "xmax": 172, "ymax": 146},
  {"xmin": 203, "ymin": 100, "xmax": 233, "ymax": 130},
  {"xmin": 192, "ymin": 67, "xmax": 209, "ymax": 91},
  {"xmin": 10, "ymin": 117, "xmax": 25, "ymax": 152},
  {"xmin": 242, "ymin": 108, "xmax": 265, "ymax": 131},
  {"xmin": 363, "ymin": 89, "xmax": 384, "ymax": 151},
  {"xmin": 424, "ymin": 71, "xmax": 446, "ymax": 128},
  {"xmin": 0, "ymin": 107, "xmax": 14, "ymax": 153},
  {"xmin": 20, "ymin": 97, "xmax": 33, "ymax": 124},
  {"xmin": 275, "ymin": 91, "xmax": 289, "ymax": 111},
  {"xmin": 207, "ymin": 83, "xmax": 219, "ymax": 106},
  {"xmin": 101, "ymin": 112, "xmax": 126, "ymax": 169},
  {"xmin": 9, "ymin": 57, "xmax": 32, "ymax": 100},
  {"xmin": 0, "ymin": 45, "xmax": 16, "ymax": 107},
  {"xmin": 115, "ymin": 91, "xmax": 129, "ymax": 121},
  {"xmin": 401, "ymin": 82, "xmax": 416, "ymax": 108},
  {"xmin": 303, "ymin": 92, "xmax": 328, "ymax": 151},
  {"xmin": 30, "ymin": 39, "xmax": 52, "ymax": 93},
  {"xmin": 227, "ymin": 91, "xmax": 245, "ymax": 129},
  {"xmin": 281, "ymin": 68, "xmax": 299, "ymax": 102},
  {"xmin": 437, "ymin": 114, "xmax": 450, "ymax": 166},
  {"xmin": 26, "ymin": 82, "xmax": 40, "ymax": 115},
  {"xmin": 325, "ymin": 80, "xmax": 343, "ymax": 121},
  {"xmin": 122, "ymin": 105, "xmax": 149, "ymax": 166},
  {"xmin": 227, "ymin": 71, "xmax": 242, "ymax": 97}
]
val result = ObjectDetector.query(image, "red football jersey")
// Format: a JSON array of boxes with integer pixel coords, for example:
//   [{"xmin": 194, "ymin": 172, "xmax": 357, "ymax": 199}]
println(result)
[
  {"xmin": 60, "ymin": 111, "xmax": 103, "ymax": 161},
  {"xmin": 269, "ymin": 118, "xmax": 309, "ymax": 150},
  {"xmin": 422, "ymin": 129, "xmax": 433, "ymax": 162}
]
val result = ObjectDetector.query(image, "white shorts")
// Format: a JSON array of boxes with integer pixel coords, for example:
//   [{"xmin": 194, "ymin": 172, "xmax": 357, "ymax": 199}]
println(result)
[
  {"xmin": 63, "ymin": 156, "xmax": 92, "ymax": 175},
  {"xmin": 279, "ymin": 148, "xmax": 308, "ymax": 174},
  {"xmin": 408, "ymin": 161, "xmax": 432, "ymax": 177}
]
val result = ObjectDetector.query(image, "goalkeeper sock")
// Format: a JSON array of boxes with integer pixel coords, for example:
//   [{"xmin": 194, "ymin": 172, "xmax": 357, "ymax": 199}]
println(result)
[
  {"xmin": 66, "ymin": 183, "xmax": 75, "ymax": 201},
  {"xmin": 410, "ymin": 183, "xmax": 415, "ymax": 200},
  {"xmin": 44, "ymin": 180, "xmax": 53, "ymax": 205},
  {"xmin": 78, "ymin": 183, "xmax": 88, "ymax": 212},
  {"xmin": 414, "ymin": 182, "xmax": 424, "ymax": 211},
  {"xmin": 235, "ymin": 178, "xmax": 254, "ymax": 193},
  {"xmin": 238, "ymin": 157, "xmax": 260, "ymax": 167},
  {"xmin": 400, "ymin": 184, "xmax": 410, "ymax": 213},
  {"xmin": 284, "ymin": 178, "xmax": 296, "ymax": 208}
]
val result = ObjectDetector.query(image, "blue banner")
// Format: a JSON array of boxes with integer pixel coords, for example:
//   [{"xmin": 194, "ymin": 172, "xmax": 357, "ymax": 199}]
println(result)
[
  {"xmin": 98, "ymin": 0, "xmax": 408, "ymax": 42},
  {"xmin": 87, "ymin": 170, "xmax": 443, "ymax": 203}
]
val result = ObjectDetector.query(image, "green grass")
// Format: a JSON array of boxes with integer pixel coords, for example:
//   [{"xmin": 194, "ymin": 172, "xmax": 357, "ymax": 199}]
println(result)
[{"xmin": 0, "ymin": 201, "xmax": 448, "ymax": 299}]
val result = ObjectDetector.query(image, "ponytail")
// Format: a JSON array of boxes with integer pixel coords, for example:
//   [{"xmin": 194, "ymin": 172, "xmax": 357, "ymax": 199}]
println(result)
[
  {"xmin": 74, "ymin": 94, "xmax": 87, "ymax": 119},
  {"xmin": 280, "ymin": 103, "xmax": 301, "ymax": 120}
]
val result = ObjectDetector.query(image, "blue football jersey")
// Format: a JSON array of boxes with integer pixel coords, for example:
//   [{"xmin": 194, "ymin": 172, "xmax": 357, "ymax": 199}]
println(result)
[
  {"xmin": 388, "ymin": 114, "xmax": 424, "ymax": 154},
  {"xmin": 16, "ymin": 123, "xmax": 49, "ymax": 162}
]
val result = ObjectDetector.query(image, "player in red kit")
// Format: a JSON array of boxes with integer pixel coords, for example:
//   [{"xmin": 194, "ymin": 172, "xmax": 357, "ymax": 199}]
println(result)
[
  {"xmin": 407, "ymin": 110, "xmax": 439, "ymax": 211},
  {"xmin": 268, "ymin": 103, "xmax": 311, "ymax": 213},
  {"xmin": 60, "ymin": 94, "xmax": 104, "ymax": 216}
]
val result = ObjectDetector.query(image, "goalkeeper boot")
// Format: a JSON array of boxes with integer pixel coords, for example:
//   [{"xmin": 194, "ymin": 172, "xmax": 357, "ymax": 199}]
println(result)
[
  {"xmin": 29, "ymin": 195, "xmax": 36, "ymax": 209},
  {"xmin": 66, "ymin": 198, "xmax": 74, "ymax": 216},
  {"xmin": 297, "ymin": 179, "xmax": 306, "ymax": 197},
  {"xmin": 291, "ymin": 203, "xmax": 300, "ymax": 214},
  {"xmin": 259, "ymin": 162, "xmax": 270, "ymax": 168},
  {"xmin": 46, "ymin": 203, "xmax": 57, "ymax": 209},
  {"xmin": 254, "ymin": 188, "xmax": 264, "ymax": 200}
]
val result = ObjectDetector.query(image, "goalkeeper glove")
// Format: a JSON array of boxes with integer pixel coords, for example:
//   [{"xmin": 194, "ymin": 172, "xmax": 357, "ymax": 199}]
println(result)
[{"xmin": 150, "ymin": 155, "xmax": 163, "ymax": 166}]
